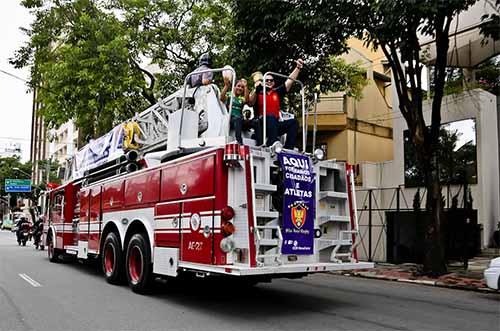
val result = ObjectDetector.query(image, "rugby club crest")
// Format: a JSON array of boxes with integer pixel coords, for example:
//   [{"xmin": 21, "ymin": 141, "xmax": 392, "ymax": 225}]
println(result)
[{"xmin": 289, "ymin": 201, "xmax": 308, "ymax": 229}]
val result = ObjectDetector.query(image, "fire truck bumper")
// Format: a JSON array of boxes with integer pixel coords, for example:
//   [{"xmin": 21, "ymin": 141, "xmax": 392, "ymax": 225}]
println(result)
[{"xmin": 178, "ymin": 261, "xmax": 374, "ymax": 277}]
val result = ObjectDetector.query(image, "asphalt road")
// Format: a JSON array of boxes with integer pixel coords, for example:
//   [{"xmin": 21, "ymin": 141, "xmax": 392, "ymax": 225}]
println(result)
[{"xmin": 0, "ymin": 231, "xmax": 498, "ymax": 331}]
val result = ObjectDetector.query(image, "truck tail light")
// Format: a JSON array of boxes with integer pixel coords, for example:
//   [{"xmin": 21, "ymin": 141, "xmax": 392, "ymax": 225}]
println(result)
[
  {"xmin": 221, "ymin": 206, "xmax": 235, "ymax": 237},
  {"xmin": 221, "ymin": 206, "xmax": 235, "ymax": 221},
  {"xmin": 222, "ymin": 222, "xmax": 235, "ymax": 237},
  {"xmin": 224, "ymin": 143, "xmax": 243, "ymax": 167}
]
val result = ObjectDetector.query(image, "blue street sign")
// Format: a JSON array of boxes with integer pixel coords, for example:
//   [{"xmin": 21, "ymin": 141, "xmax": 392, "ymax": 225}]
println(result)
[{"xmin": 5, "ymin": 179, "xmax": 32, "ymax": 193}]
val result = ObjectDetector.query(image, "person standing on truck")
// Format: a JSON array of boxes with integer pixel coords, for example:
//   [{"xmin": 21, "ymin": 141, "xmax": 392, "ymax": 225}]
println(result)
[
  {"xmin": 249, "ymin": 59, "xmax": 304, "ymax": 149},
  {"xmin": 220, "ymin": 78, "xmax": 250, "ymax": 144},
  {"xmin": 189, "ymin": 53, "xmax": 213, "ymax": 87}
]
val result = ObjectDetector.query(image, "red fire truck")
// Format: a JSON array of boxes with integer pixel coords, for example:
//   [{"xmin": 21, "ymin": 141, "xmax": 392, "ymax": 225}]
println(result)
[{"xmin": 41, "ymin": 67, "xmax": 373, "ymax": 293}]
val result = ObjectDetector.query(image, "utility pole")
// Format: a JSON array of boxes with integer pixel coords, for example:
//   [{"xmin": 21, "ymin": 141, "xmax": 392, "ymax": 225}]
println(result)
[
  {"xmin": 46, "ymin": 158, "xmax": 51, "ymax": 184},
  {"xmin": 7, "ymin": 193, "xmax": 11, "ymax": 215}
]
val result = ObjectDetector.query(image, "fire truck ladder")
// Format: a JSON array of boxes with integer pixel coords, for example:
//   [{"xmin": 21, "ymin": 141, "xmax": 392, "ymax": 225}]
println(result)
[
  {"xmin": 251, "ymin": 148, "xmax": 283, "ymax": 267},
  {"xmin": 314, "ymin": 161, "xmax": 359, "ymax": 263},
  {"xmin": 133, "ymin": 66, "xmax": 237, "ymax": 154},
  {"xmin": 66, "ymin": 67, "xmax": 237, "ymax": 182}
]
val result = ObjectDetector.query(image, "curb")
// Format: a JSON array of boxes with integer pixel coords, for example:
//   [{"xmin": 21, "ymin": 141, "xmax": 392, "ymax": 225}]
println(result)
[
  {"xmin": 397, "ymin": 278, "xmax": 436, "ymax": 286},
  {"xmin": 338, "ymin": 272, "xmax": 498, "ymax": 294}
]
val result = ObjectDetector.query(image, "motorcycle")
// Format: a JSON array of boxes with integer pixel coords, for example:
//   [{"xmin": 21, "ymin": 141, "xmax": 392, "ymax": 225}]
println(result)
[{"xmin": 17, "ymin": 221, "xmax": 31, "ymax": 246}]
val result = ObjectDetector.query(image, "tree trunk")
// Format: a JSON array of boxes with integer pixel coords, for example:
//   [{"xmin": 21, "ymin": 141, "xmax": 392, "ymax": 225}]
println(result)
[{"xmin": 422, "ymin": 152, "xmax": 447, "ymax": 275}]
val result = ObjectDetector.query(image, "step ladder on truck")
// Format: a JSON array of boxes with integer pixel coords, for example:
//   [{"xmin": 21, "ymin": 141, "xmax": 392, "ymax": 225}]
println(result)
[{"xmin": 40, "ymin": 66, "xmax": 374, "ymax": 293}]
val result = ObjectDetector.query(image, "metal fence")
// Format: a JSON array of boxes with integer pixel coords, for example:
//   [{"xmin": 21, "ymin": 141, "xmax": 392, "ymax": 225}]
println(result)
[{"xmin": 355, "ymin": 184, "xmax": 474, "ymax": 262}]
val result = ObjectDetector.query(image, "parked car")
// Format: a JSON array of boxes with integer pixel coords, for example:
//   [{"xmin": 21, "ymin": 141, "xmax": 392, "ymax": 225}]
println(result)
[
  {"xmin": 484, "ymin": 257, "xmax": 500, "ymax": 290},
  {"xmin": 1, "ymin": 215, "xmax": 14, "ymax": 230}
]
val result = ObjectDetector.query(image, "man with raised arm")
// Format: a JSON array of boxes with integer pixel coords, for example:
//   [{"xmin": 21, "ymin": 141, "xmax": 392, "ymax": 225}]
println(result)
[{"xmin": 249, "ymin": 59, "xmax": 304, "ymax": 149}]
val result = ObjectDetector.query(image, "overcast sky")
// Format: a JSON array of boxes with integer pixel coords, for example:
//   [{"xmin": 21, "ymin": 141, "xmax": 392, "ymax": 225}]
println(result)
[{"xmin": 0, "ymin": 2, "xmax": 33, "ymax": 162}]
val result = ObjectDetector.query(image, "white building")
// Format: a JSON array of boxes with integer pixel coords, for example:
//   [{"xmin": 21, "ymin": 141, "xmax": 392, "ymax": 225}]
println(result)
[
  {"xmin": 48, "ymin": 120, "xmax": 79, "ymax": 166},
  {"xmin": 0, "ymin": 142, "xmax": 22, "ymax": 158}
]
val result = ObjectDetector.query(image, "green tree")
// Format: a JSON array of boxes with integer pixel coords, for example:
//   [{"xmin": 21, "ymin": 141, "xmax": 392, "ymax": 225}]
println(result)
[
  {"xmin": 0, "ymin": 157, "xmax": 34, "ymax": 208},
  {"xmin": 12, "ymin": 0, "xmax": 154, "ymax": 140},
  {"xmin": 480, "ymin": 0, "xmax": 499, "ymax": 42},
  {"xmin": 13, "ymin": 0, "xmax": 235, "ymax": 138},
  {"xmin": 355, "ymin": 0, "xmax": 477, "ymax": 274},
  {"xmin": 30, "ymin": 159, "xmax": 62, "ymax": 205},
  {"xmin": 111, "ymin": 0, "xmax": 234, "ymax": 96},
  {"xmin": 232, "ymin": 0, "xmax": 364, "ymax": 101},
  {"xmin": 476, "ymin": 57, "xmax": 500, "ymax": 95}
]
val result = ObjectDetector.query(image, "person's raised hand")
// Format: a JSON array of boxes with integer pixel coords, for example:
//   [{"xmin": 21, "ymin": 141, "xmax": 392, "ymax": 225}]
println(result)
[{"xmin": 296, "ymin": 59, "xmax": 304, "ymax": 69}]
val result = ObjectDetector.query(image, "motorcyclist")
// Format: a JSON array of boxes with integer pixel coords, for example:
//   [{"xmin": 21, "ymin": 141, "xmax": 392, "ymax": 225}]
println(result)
[
  {"xmin": 32, "ymin": 216, "xmax": 44, "ymax": 248},
  {"xmin": 16, "ymin": 216, "xmax": 30, "ymax": 244}
]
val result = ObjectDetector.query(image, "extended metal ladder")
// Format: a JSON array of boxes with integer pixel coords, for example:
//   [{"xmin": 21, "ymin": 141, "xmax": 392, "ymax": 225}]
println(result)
[
  {"xmin": 250, "ymin": 148, "xmax": 283, "ymax": 267},
  {"xmin": 66, "ymin": 67, "xmax": 236, "ymax": 181},
  {"xmin": 315, "ymin": 161, "xmax": 359, "ymax": 263}
]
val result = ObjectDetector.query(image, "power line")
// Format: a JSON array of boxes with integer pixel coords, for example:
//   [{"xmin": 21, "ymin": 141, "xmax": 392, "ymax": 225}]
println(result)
[{"xmin": 0, "ymin": 69, "xmax": 29, "ymax": 83}]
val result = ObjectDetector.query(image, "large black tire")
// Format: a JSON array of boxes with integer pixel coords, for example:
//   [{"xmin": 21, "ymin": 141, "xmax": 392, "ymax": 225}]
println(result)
[
  {"xmin": 48, "ymin": 234, "xmax": 60, "ymax": 263},
  {"xmin": 102, "ymin": 232, "xmax": 124, "ymax": 284},
  {"xmin": 125, "ymin": 233, "xmax": 153, "ymax": 294}
]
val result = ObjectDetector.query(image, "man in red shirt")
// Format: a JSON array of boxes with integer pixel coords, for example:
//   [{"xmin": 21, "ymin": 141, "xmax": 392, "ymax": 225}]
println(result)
[{"xmin": 249, "ymin": 59, "xmax": 303, "ymax": 149}]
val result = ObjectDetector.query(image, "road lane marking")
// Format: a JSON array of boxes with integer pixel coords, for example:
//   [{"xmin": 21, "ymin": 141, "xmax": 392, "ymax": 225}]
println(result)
[{"xmin": 18, "ymin": 273, "xmax": 42, "ymax": 287}]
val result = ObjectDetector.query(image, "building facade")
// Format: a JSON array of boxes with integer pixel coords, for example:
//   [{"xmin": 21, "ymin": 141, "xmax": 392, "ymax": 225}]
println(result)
[
  {"xmin": 30, "ymin": 88, "xmax": 49, "ymax": 185},
  {"xmin": 306, "ymin": 38, "xmax": 394, "ymax": 167},
  {"xmin": 47, "ymin": 120, "xmax": 78, "ymax": 166},
  {"xmin": 357, "ymin": 89, "xmax": 499, "ymax": 262},
  {"xmin": 0, "ymin": 142, "xmax": 22, "ymax": 158},
  {"xmin": 30, "ymin": 88, "xmax": 79, "ymax": 184}
]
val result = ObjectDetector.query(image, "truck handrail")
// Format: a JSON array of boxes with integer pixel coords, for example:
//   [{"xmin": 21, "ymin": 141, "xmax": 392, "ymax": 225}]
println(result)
[
  {"xmin": 262, "ymin": 71, "xmax": 306, "ymax": 153},
  {"xmin": 312, "ymin": 92, "xmax": 318, "ymax": 153},
  {"xmin": 179, "ymin": 66, "xmax": 237, "ymax": 149}
]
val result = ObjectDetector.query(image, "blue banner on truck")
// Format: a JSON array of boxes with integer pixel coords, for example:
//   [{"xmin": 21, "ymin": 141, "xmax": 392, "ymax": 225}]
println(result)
[{"xmin": 278, "ymin": 152, "xmax": 316, "ymax": 255}]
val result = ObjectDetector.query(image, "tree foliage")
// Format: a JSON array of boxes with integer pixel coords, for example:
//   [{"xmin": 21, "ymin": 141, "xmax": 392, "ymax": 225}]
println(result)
[
  {"xmin": 232, "ymin": 1, "xmax": 363, "ymax": 95},
  {"xmin": 0, "ymin": 157, "xmax": 57, "ymax": 207},
  {"xmin": 13, "ymin": 0, "xmax": 234, "ymax": 139},
  {"xmin": 0, "ymin": 157, "xmax": 32, "ymax": 198},
  {"xmin": 480, "ymin": 0, "xmax": 500, "ymax": 41},
  {"xmin": 355, "ymin": 0, "xmax": 477, "ymax": 274},
  {"xmin": 111, "ymin": 0, "xmax": 234, "ymax": 96},
  {"xmin": 12, "ymin": 0, "xmax": 155, "ymax": 139},
  {"xmin": 476, "ymin": 57, "xmax": 500, "ymax": 95},
  {"xmin": 327, "ymin": 58, "xmax": 368, "ymax": 100},
  {"xmin": 14, "ymin": 0, "xmax": 369, "ymax": 138}
]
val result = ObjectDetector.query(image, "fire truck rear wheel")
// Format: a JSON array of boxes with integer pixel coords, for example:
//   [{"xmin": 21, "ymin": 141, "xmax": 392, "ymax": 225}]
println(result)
[
  {"xmin": 48, "ymin": 235, "xmax": 60, "ymax": 263},
  {"xmin": 102, "ymin": 232, "xmax": 124, "ymax": 284},
  {"xmin": 125, "ymin": 233, "xmax": 152, "ymax": 294}
]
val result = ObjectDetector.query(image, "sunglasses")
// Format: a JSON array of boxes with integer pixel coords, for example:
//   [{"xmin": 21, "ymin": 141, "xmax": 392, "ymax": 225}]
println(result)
[{"xmin": 265, "ymin": 79, "xmax": 274, "ymax": 83}]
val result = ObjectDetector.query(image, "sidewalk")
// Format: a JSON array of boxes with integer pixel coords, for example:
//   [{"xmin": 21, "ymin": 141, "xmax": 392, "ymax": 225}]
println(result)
[{"xmin": 335, "ymin": 256, "xmax": 498, "ymax": 293}]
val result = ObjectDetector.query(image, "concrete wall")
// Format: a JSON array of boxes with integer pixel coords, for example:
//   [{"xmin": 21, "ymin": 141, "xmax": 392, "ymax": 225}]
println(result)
[
  {"xmin": 349, "ymin": 130, "xmax": 393, "ymax": 164},
  {"xmin": 358, "ymin": 89, "xmax": 500, "ymax": 258},
  {"xmin": 345, "ymin": 79, "xmax": 393, "ymax": 129},
  {"xmin": 325, "ymin": 130, "xmax": 348, "ymax": 160}
]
